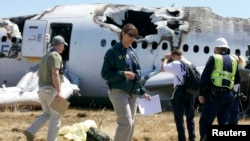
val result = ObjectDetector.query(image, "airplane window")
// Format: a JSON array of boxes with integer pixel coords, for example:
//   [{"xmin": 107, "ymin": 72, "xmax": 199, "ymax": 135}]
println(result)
[
  {"xmin": 111, "ymin": 40, "xmax": 117, "ymax": 46},
  {"xmin": 11, "ymin": 37, "xmax": 15, "ymax": 43},
  {"xmin": 182, "ymin": 44, "xmax": 188, "ymax": 52},
  {"xmin": 162, "ymin": 42, "xmax": 168, "ymax": 50},
  {"xmin": 204, "ymin": 46, "xmax": 209, "ymax": 54},
  {"xmin": 235, "ymin": 49, "xmax": 240, "ymax": 56},
  {"xmin": 142, "ymin": 41, "xmax": 147, "ymax": 49},
  {"xmin": 193, "ymin": 45, "xmax": 199, "ymax": 53},
  {"xmin": 11, "ymin": 37, "xmax": 17, "ymax": 43},
  {"xmin": 152, "ymin": 42, "xmax": 157, "ymax": 49},
  {"xmin": 50, "ymin": 23, "xmax": 72, "ymax": 61},
  {"xmin": 132, "ymin": 41, "xmax": 137, "ymax": 48},
  {"xmin": 100, "ymin": 39, "xmax": 106, "ymax": 47},
  {"xmin": 245, "ymin": 50, "xmax": 249, "ymax": 56},
  {"xmin": 1, "ymin": 36, "xmax": 7, "ymax": 42}
]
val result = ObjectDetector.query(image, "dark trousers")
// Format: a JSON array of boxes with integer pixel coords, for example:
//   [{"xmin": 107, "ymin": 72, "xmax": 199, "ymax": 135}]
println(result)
[
  {"xmin": 199, "ymin": 90, "xmax": 233, "ymax": 141},
  {"xmin": 228, "ymin": 95, "xmax": 240, "ymax": 125},
  {"xmin": 172, "ymin": 86, "xmax": 196, "ymax": 141}
]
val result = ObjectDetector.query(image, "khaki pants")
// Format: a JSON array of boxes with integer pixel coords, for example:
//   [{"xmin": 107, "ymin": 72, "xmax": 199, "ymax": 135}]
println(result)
[
  {"xmin": 26, "ymin": 86, "xmax": 62, "ymax": 141},
  {"xmin": 109, "ymin": 89, "xmax": 138, "ymax": 141}
]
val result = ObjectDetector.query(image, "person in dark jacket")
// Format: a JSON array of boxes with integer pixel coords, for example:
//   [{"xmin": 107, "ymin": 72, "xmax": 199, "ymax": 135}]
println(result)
[
  {"xmin": 101, "ymin": 23, "xmax": 150, "ymax": 141},
  {"xmin": 198, "ymin": 37, "xmax": 241, "ymax": 141}
]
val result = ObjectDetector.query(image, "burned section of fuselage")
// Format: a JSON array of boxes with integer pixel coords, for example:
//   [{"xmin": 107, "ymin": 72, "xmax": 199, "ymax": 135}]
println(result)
[
  {"xmin": 93, "ymin": 5, "xmax": 189, "ymax": 49},
  {"xmin": 0, "ymin": 19, "xmax": 22, "ymax": 58}
]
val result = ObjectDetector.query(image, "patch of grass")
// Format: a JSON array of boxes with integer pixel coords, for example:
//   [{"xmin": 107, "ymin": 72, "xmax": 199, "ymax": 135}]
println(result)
[{"xmin": 0, "ymin": 107, "xmax": 249, "ymax": 141}]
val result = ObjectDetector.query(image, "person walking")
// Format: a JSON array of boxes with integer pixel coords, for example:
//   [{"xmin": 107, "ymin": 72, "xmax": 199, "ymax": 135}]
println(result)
[
  {"xmin": 198, "ymin": 37, "xmax": 241, "ymax": 141},
  {"xmin": 101, "ymin": 23, "xmax": 150, "ymax": 141},
  {"xmin": 161, "ymin": 49, "xmax": 196, "ymax": 141},
  {"xmin": 23, "ymin": 35, "xmax": 68, "ymax": 141}
]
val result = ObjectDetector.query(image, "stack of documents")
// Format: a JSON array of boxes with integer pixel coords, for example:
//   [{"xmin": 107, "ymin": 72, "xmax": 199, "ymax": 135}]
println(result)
[{"xmin": 138, "ymin": 94, "xmax": 162, "ymax": 115}]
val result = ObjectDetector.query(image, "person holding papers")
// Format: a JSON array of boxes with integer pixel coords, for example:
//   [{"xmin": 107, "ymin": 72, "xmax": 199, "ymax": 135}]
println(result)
[
  {"xmin": 23, "ymin": 35, "xmax": 68, "ymax": 141},
  {"xmin": 101, "ymin": 23, "xmax": 150, "ymax": 141},
  {"xmin": 161, "ymin": 49, "xmax": 196, "ymax": 141}
]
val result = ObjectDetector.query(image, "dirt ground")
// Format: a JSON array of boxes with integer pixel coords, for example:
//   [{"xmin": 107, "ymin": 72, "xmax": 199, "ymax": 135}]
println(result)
[{"xmin": 0, "ymin": 107, "xmax": 249, "ymax": 141}]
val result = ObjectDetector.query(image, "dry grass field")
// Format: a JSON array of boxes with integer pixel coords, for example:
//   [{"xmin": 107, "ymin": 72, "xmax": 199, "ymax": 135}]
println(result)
[{"xmin": 0, "ymin": 106, "xmax": 249, "ymax": 141}]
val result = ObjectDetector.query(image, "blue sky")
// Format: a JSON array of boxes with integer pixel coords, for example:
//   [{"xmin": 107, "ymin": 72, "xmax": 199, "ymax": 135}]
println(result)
[{"xmin": 0, "ymin": 0, "xmax": 249, "ymax": 19}]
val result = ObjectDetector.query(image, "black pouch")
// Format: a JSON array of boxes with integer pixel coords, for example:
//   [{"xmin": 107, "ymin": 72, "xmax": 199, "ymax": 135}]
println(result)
[
  {"xmin": 210, "ymin": 88, "xmax": 217, "ymax": 96},
  {"xmin": 86, "ymin": 127, "xmax": 111, "ymax": 141}
]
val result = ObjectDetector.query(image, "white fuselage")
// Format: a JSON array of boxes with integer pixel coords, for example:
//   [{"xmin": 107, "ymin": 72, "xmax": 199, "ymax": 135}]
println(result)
[{"xmin": 0, "ymin": 4, "xmax": 250, "ymax": 108}]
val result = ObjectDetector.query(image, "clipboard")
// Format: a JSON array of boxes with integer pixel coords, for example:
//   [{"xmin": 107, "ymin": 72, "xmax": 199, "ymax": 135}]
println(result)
[{"xmin": 49, "ymin": 95, "xmax": 70, "ymax": 116}]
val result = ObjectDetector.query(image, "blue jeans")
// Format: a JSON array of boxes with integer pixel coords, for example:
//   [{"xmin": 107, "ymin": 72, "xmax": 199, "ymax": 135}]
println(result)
[
  {"xmin": 26, "ymin": 86, "xmax": 62, "ymax": 141},
  {"xmin": 199, "ymin": 90, "xmax": 233, "ymax": 141},
  {"xmin": 171, "ymin": 86, "xmax": 196, "ymax": 141},
  {"xmin": 108, "ymin": 89, "xmax": 138, "ymax": 141}
]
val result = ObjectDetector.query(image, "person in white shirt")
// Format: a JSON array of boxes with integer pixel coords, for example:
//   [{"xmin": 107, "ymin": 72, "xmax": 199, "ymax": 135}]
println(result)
[{"xmin": 161, "ymin": 49, "xmax": 196, "ymax": 141}]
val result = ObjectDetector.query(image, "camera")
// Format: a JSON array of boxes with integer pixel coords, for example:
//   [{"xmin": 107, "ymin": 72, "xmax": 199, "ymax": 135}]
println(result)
[{"xmin": 237, "ymin": 93, "xmax": 247, "ymax": 101}]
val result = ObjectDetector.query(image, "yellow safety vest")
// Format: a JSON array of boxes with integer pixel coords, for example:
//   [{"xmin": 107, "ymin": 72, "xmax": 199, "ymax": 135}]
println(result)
[{"xmin": 210, "ymin": 54, "xmax": 237, "ymax": 89}]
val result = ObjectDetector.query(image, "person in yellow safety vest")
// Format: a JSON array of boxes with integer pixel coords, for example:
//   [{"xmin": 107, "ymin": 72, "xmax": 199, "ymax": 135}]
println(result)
[
  {"xmin": 198, "ymin": 37, "xmax": 241, "ymax": 141},
  {"xmin": 211, "ymin": 54, "xmax": 238, "ymax": 89}
]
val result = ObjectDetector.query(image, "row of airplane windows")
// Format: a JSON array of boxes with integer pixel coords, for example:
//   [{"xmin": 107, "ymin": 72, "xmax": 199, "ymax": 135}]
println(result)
[
  {"xmin": 1, "ymin": 36, "xmax": 246, "ymax": 58},
  {"xmin": 100, "ymin": 39, "xmax": 245, "ymax": 57},
  {"xmin": 1, "ymin": 36, "xmax": 21, "ymax": 43}
]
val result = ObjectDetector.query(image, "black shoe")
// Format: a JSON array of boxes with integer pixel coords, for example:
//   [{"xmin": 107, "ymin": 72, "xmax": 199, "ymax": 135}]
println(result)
[{"xmin": 23, "ymin": 130, "xmax": 34, "ymax": 141}]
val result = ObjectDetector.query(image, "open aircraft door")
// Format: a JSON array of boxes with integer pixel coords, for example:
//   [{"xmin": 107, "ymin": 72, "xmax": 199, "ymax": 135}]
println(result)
[{"xmin": 22, "ymin": 20, "xmax": 48, "ymax": 57}]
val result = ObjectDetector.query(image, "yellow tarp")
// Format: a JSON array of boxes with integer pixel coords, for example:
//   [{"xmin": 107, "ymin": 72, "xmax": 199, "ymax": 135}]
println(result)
[{"xmin": 58, "ymin": 119, "xmax": 97, "ymax": 141}]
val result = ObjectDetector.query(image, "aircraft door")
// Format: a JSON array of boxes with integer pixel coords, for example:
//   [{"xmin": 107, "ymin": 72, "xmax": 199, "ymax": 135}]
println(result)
[
  {"xmin": 22, "ymin": 20, "xmax": 48, "ymax": 57},
  {"xmin": 49, "ymin": 23, "xmax": 72, "ymax": 61}
]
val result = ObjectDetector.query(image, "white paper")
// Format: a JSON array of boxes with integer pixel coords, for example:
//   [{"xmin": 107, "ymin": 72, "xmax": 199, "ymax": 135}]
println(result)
[{"xmin": 138, "ymin": 94, "xmax": 162, "ymax": 115}]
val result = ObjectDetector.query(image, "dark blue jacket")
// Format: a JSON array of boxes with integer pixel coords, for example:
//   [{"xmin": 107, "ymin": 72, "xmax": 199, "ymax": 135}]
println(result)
[{"xmin": 101, "ymin": 42, "xmax": 145, "ymax": 95}]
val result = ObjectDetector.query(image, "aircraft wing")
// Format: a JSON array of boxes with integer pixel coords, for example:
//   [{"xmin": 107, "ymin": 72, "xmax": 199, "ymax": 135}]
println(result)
[
  {"xmin": 144, "ymin": 66, "xmax": 204, "ymax": 91},
  {"xmin": 144, "ymin": 71, "xmax": 174, "ymax": 90},
  {"xmin": 142, "ymin": 66, "xmax": 204, "ymax": 109}
]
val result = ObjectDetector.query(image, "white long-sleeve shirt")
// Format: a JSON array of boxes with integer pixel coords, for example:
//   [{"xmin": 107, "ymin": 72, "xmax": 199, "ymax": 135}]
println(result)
[{"xmin": 163, "ymin": 58, "xmax": 191, "ymax": 88}]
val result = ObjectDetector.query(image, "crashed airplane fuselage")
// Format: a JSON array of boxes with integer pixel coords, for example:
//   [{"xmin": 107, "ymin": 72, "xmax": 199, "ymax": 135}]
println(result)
[{"xmin": 1, "ymin": 3, "xmax": 250, "ymax": 109}]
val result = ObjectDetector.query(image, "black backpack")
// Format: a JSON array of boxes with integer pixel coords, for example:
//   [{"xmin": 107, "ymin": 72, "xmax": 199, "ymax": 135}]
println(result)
[{"xmin": 180, "ymin": 60, "xmax": 201, "ymax": 96}]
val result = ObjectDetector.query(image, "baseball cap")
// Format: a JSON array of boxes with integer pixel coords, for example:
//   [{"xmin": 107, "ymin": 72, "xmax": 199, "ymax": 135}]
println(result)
[
  {"xmin": 51, "ymin": 35, "xmax": 68, "ymax": 46},
  {"xmin": 214, "ymin": 37, "xmax": 229, "ymax": 48}
]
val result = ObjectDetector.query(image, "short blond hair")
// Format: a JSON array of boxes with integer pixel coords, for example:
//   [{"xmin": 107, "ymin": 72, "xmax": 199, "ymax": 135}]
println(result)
[{"xmin": 232, "ymin": 55, "xmax": 246, "ymax": 68}]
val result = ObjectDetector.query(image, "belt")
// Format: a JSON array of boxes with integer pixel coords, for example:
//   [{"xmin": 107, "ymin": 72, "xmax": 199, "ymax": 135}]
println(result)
[
  {"xmin": 213, "ymin": 87, "xmax": 230, "ymax": 92},
  {"xmin": 175, "ymin": 85, "xmax": 182, "ymax": 89}
]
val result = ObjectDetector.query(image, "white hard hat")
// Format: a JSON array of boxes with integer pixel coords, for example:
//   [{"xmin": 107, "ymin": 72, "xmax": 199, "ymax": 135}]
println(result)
[{"xmin": 214, "ymin": 37, "xmax": 229, "ymax": 48}]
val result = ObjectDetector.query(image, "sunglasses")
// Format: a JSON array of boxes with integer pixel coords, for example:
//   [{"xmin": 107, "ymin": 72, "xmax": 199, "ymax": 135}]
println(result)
[{"xmin": 126, "ymin": 32, "xmax": 135, "ymax": 38}]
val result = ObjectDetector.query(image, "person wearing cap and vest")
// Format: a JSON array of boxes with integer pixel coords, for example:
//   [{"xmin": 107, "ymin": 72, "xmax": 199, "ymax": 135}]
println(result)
[
  {"xmin": 23, "ymin": 35, "xmax": 68, "ymax": 141},
  {"xmin": 198, "ymin": 37, "xmax": 241, "ymax": 141}
]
